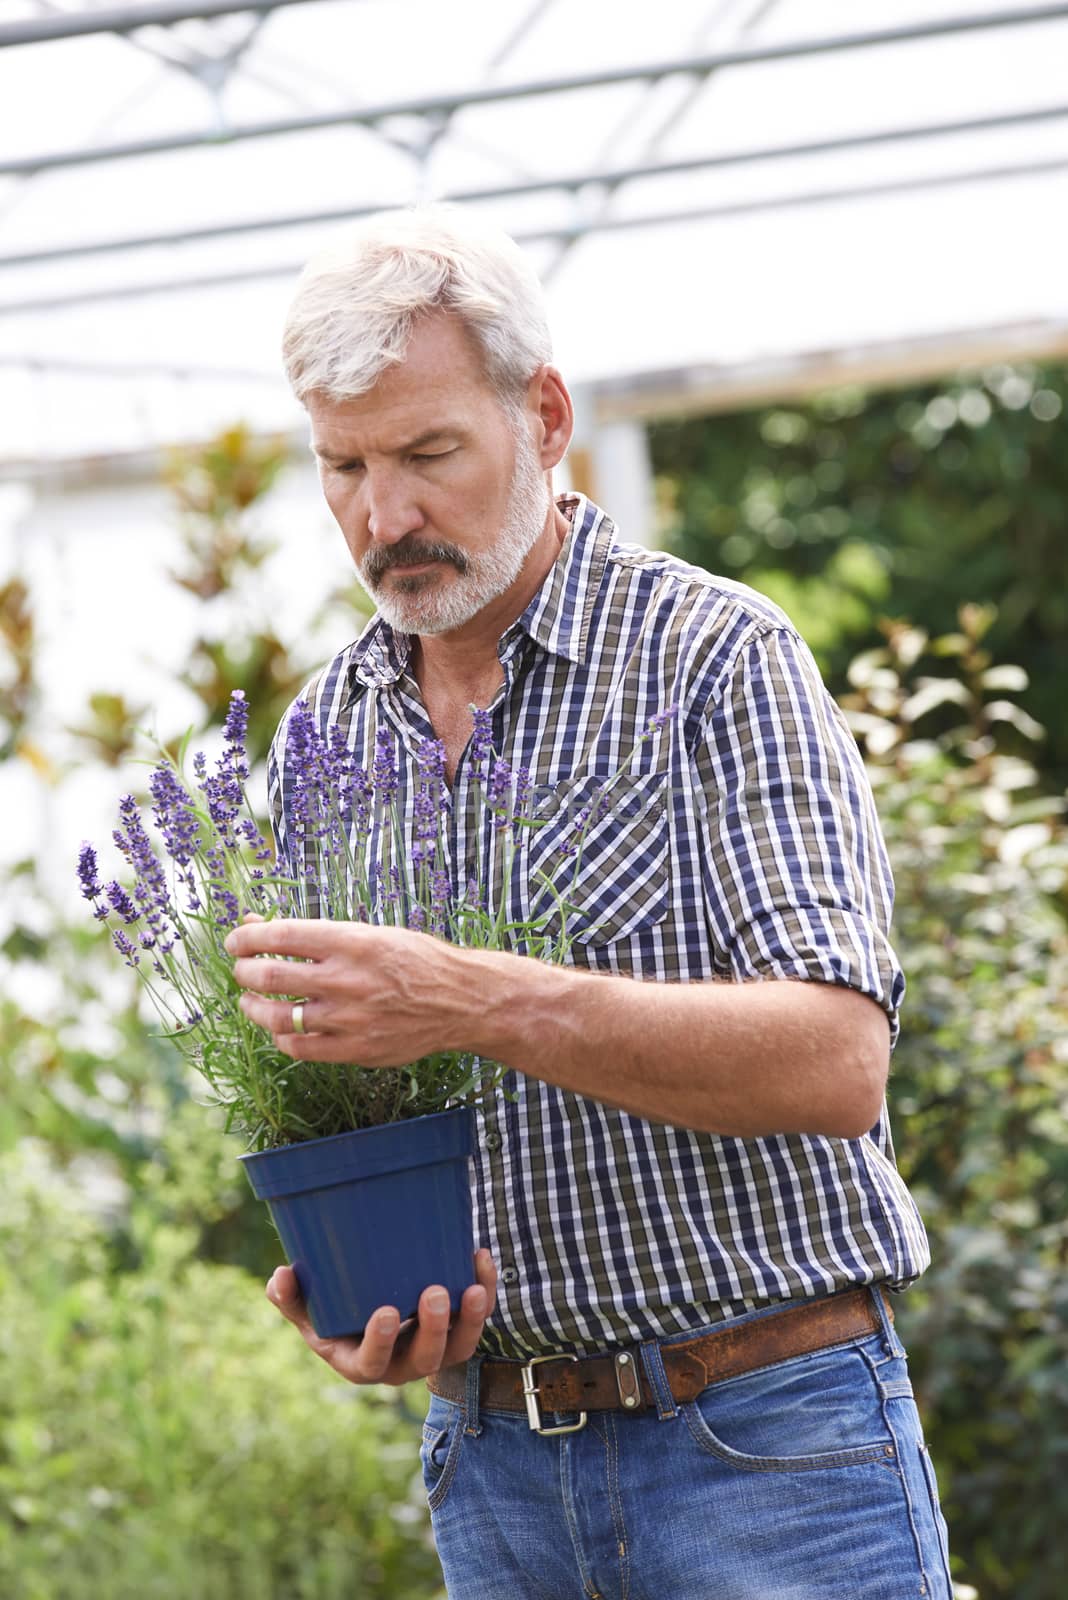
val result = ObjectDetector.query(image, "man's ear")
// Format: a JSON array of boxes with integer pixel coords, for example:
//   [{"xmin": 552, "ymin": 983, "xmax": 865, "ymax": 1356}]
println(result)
[{"xmin": 527, "ymin": 365, "xmax": 574, "ymax": 470}]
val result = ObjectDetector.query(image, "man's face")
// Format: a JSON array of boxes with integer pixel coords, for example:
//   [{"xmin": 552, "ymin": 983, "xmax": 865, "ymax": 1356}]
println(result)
[{"xmin": 307, "ymin": 314, "xmax": 551, "ymax": 636}]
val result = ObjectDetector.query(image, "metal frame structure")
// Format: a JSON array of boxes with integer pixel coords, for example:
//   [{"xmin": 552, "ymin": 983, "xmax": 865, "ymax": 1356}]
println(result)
[
  {"xmin": 0, "ymin": 0, "xmax": 321, "ymax": 49},
  {"xmin": 2, "ymin": 0, "xmax": 1067, "ymax": 395}
]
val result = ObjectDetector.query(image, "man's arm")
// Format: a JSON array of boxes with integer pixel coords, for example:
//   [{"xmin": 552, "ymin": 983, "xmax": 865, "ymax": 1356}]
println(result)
[{"xmin": 227, "ymin": 919, "xmax": 889, "ymax": 1139}]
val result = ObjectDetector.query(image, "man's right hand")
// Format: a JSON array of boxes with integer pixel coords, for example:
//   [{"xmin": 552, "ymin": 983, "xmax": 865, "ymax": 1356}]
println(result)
[{"xmin": 264, "ymin": 1249, "xmax": 498, "ymax": 1386}]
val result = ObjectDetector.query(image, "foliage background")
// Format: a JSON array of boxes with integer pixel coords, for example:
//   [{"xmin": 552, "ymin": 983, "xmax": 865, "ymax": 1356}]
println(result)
[{"xmin": 2, "ymin": 365, "xmax": 1066, "ymax": 1597}]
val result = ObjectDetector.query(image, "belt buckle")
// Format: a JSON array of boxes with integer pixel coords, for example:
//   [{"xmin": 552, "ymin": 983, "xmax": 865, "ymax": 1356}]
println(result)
[{"xmin": 520, "ymin": 1354, "xmax": 588, "ymax": 1435}]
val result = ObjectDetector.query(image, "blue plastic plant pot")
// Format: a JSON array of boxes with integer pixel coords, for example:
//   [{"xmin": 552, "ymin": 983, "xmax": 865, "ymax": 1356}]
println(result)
[{"xmin": 239, "ymin": 1104, "xmax": 474, "ymax": 1339}]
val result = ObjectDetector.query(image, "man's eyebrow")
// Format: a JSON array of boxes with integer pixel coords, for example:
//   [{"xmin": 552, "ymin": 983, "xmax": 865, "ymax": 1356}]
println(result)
[{"xmin": 312, "ymin": 428, "xmax": 460, "ymax": 463}]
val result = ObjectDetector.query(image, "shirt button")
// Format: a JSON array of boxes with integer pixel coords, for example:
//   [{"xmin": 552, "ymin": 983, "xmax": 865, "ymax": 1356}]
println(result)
[
  {"xmin": 484, "ymin": 1131, "xmax": 502, "ymax": 1152},
  {"xmin": 500, "ymin": 1265, "xmax": 519, "ymax": 1285}
]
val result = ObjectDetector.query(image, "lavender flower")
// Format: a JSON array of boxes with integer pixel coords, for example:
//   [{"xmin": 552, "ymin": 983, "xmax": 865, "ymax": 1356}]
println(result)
[
  {"xmin": 486, "ymin": 756, "xmax": 513, "ymax": 830},
  {"xmin": 430, "ymin": 867, "xmax": 451, "ymax": 934},
  {"xmin": 115, "ymin": 793, "xmax": 175, "ymax": 936},
  {"xmin": 223, "ymin": 688, "xmax": 249, "ymax": 750},
  {"xmin": 644, "ymin": 702, "xmax": 679, "ymax": 735},
  {"xmin": 105, "ymin": 880, "xmax": 140, "ymax": 925},
  {"xmin": 77, "ymin": 842, "xmax": 102, "ymax": 902},
  {"xmin": 512, "ymin": 765, "xmax": 532, "ymax": 825},
  {"xmin": 468, "ymin": 705, "xmax": 493, "ymax": 781},
  {"xmin": 372, "ymin": 725, "xmax": 398, "ymax": 806},
  {"xmin": 412, "ymin": 737, "xmax": 447, "ymax": 868},
  {"xmin": 149, "ymin": 767, "xmax": 201, "ymax": 867},
  {"xmin": 112, "ymin": 928, "xmax": 140, "ymax": 967}
]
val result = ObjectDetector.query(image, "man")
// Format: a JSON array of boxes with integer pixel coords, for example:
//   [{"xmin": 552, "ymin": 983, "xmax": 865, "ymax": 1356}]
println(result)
[{"xmin": 226, "ymin": 206, "xmax": 952, "ymax": 1598}]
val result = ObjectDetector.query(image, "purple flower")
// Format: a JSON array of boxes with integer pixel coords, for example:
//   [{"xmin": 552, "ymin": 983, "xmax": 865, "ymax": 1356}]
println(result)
[
  {"xmin": 223, "ymin": 688, "xmax": 249, "ymax": 749},
  {"xmin": 76, "ymin": 842, "xmax": 102, "ymax": 902},
  {"xmin": 372, "ymin": 725, "xmax": 398, "ymax": 806},
  {"xmin": 211, "ymin": 886, "xmax": 239, "ymax": 930},
  {"xmin": 149, "ymin": 766, "xmax": 201, "ymax": 868},
  {"xmin": 512, "ymin": 765, "xmax": 532, "ymax": 823},
  {"xmin": 408, "ymin": 904, "xmax": 426, "ymax": 932},
  {"xmin": 112, "ymin": 928, "xmax": 139, "ymax": 967},
  {"xmin": 105, "ymin": 881, "xmax": 140, "ymax": 925},
  {"xmin": 644, "ymin": 702, "xmax": 679, "ymax": 735},
  {"xmin": 464, "ymin": 875, "xmax": 484, "ymax": 913},
  {"xmin": 429, "ymin": 867, "xmax": 451, "ymax": 933},
  {"xmin": 468, "ymin": 706, "xmax": 493, "ymax": 781},
  {"xmin": 412, "ymin": 737, "xmax": 446, "ymax": 867},
  {"xmin": 113, "ymin": 794, "xmax": 175, "ymax": 938},
  {"xmin": 486, "ymin": 756, "xmax": 513, "ymax": 830}
]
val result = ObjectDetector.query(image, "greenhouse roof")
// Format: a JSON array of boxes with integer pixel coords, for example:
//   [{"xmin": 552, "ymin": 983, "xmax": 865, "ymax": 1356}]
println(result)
[{"xmin": 1, "ymin": 0, "xmax": 1067, "ymax": 467}]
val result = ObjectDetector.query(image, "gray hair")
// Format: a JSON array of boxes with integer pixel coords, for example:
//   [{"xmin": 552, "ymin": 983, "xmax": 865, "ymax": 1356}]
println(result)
[{"xmin": 282, "ymin": 205, "xmax": 552, "ymax": 406}]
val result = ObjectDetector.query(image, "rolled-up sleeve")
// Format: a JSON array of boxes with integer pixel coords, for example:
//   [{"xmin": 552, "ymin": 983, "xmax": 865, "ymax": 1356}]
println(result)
[{"xmin": 695, "ymin": 626, "xmax": 905, "ymax": 1045}]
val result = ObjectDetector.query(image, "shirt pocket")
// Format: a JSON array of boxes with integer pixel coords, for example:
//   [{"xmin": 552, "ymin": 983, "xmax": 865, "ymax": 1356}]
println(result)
[{"xmin": 517, "ymin": 771, "xmax": 670, "ymax": 945}]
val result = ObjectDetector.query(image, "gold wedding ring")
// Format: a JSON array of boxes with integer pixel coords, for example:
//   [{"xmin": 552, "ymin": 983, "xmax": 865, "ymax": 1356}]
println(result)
[{"xmin": 291, "ymin": 1002, "xmax": 306, "ymax": 1035}]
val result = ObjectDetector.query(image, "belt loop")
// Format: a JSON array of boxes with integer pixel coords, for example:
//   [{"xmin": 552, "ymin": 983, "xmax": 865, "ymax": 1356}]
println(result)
[
  {"xmin": 463, "ymin": 1355, "xmax": 484, "ymax": 1437},
  {"xmin": 639, "ymin": 1339, "xmax": 678, "ymax": 1420},
  {"xmin": 870, "ymin": 1286, "xmax": 900, "ymax": 1359}
]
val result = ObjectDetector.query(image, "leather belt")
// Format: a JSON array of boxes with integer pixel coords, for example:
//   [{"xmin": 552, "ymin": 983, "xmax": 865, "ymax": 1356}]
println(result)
[{"xmin": 427, "ymin": 1287, "xmax": 890, "ymax": 1435}]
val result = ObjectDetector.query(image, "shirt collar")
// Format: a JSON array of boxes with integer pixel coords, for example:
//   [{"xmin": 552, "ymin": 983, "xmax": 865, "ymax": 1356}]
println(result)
[{"xmin": 344, "ymin": 492, "xmax": 615, "ymax": 702}]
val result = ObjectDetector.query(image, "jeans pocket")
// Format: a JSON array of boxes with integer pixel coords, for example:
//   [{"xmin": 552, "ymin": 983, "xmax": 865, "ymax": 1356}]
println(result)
[
  {"xmin": 683, "ymin": 1340, "xmax": 899, "ymax": 1473},
  {"xmin": 420, "ymin": 1398, "xmax": 465, "ymax": 1513}
]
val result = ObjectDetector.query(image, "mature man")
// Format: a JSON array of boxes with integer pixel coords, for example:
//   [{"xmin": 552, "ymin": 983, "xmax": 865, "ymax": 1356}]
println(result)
[{"xmin": 226, "ymin": 207, "xmax": 952, "ymax": 1599}]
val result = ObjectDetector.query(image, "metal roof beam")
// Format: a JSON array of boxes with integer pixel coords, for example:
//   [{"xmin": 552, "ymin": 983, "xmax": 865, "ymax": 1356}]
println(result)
[
  {"xmin": 0, "ymin": 0, "xmax": 324, "ymax": 49},
  {"xmin": 3, "ymin": 151, "xmax": 1065, "ymax": 318},
  {"xmin": 3, "ymin": 3, "xmax": 1067, "ymax": 175},
  {"xmin": 4, "ymin": 101, "xmax": 1066, "ymax": 270}
]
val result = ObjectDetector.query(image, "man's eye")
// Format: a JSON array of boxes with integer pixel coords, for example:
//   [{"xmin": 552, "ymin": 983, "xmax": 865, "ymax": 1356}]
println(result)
[{"xmin": 412, "ymin": 450, "xmax": 453, "ymax": 464}]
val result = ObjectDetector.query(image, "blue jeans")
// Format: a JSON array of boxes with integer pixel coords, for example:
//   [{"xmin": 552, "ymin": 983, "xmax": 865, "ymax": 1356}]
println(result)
[{"xmin": 421, "ymin": 1290, "xmax": 952, "ymax": 1599}]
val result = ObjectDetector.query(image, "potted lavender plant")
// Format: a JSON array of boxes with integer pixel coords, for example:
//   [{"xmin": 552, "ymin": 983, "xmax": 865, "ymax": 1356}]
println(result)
[
  {"xmin": 79, "ymin": 689, "xmax": 673, "ymax": 1337},
  {"xmin": 77, "ymin": 692, "xmax": 540, "ymax": 1336}
]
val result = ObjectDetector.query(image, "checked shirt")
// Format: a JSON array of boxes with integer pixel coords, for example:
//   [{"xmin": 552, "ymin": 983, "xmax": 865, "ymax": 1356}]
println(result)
[{"xmin": 268, "ymin": 494, "xmax": 929, "ymax": 1358}]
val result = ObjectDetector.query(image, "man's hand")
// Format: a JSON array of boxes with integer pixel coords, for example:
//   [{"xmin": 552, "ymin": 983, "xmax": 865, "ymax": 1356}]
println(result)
[
  {"xmin": 224, "ymin": 917, "xmax": 484, "ymax": 1065},
  {"xmin": 266, "ymin": 1248, "xmax": 498, "ymax": 1386}
]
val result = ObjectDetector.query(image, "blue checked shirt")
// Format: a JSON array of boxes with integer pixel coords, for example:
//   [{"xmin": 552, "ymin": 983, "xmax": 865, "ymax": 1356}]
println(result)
[{"xmin": 269, "ymin": 495, "xmax": 929, "ymax": 1357}]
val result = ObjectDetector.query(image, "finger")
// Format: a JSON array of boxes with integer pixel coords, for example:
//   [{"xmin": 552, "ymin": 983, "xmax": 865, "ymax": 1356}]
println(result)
[
  {"xmin": 239, "ymin": 992, "xmax": 330, "ymax": 1036},
  {"xmin": 225, "ymin": 918, "xmax": 366, "ymax": 960},
  {"xmin": 242, "ymin": 912, "xmax": 266, "ymax": 924},
  {"xmin": 391, "ymin": 1284, "xmax": 457, "ymax": 1380},
  {"xmin": 439, "ymin": 1256, "xmax": 497, "ymax": 1366},
  {"xmin": 231, "ymin": 956, "xmax": 319, "ymax": 997},
  {"xmin": 266, "ymin": 1265, "xmax": 405, "ymax": 1384}
]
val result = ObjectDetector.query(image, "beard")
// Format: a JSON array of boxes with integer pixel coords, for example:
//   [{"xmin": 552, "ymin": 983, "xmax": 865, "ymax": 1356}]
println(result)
[{"xmin": 358, "ymin": 425, "xmax": 550, "ymax": 636}]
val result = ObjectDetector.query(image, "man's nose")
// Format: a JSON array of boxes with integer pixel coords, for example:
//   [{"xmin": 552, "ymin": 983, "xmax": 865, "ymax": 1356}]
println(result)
[{"xmin": 365, "ymin": 467, "xmax": 425, "ymax": 544}]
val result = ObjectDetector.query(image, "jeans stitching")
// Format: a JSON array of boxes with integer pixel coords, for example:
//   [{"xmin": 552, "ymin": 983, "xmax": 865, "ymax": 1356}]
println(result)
[
  {"xmin": 918, "ymin": 1442, "xmax": 954, "ymax": 1594},
  {"xmin": 862, "ymin": 1342, "xmax": 939, "ymax": 1596},
  {"xmin": 603, "ymin": 1414, "xmax": 630, "ymax": 1600}
]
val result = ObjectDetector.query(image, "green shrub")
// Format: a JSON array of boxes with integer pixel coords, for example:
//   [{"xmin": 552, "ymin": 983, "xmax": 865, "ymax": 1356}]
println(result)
[
  {"xmin": 0, "ymin": 1149, "xmax": 444, "ymax": 1600},
  {"xmin": 845, "ymin": 615, "xmax": 1068, "ymax": 1599}
]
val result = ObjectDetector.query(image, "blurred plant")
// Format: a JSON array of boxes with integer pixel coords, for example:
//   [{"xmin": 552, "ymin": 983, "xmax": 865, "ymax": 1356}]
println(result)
[
  {"xmin": 0, "ymin": 575, "xmax": 53, "ymax": 778},
  {"xmin": 66, "ymin": 691, "xmax": 150, "ymax": 768},
  {"xmin": 842, "ymin": 610, "xmax": 1068, "ymax": 1600},
  {"xmin": 0, "ymin": 1145, "xmax": 444, "ymax": 1600},
  {"xmin": 164, "ymin": 423, "xmax": 287, "ymax": 600},
  {"xmin": 182, "ymin": 631, "xmax": 309, "ymax": 761},
  {"xmin": 652, "ymin": 359, "xmax": 1068, "ymax": 784}
]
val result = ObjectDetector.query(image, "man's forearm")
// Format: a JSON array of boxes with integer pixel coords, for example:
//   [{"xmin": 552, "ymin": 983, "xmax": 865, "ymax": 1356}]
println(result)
[{"xmin": 459, "ymin": 951, "xmax": 890, "ymax": 1140}]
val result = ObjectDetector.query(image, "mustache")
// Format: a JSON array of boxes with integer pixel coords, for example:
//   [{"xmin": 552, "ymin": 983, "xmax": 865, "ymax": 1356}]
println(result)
[{"xmin": 362, "ymin": 538, "xmax": 469, "ymax": 585}]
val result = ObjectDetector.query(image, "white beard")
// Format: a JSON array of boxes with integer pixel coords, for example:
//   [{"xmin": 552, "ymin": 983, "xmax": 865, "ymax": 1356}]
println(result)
[{"xmin": 361, "ymin": 427, "xmax": 550, "ymax": 636}]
